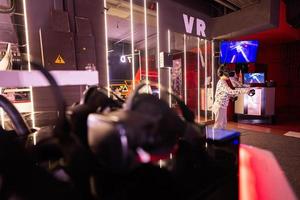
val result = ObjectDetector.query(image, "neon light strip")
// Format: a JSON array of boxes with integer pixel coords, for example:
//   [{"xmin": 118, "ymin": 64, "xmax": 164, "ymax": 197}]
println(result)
[
  {"xmin": 156, "ymin": 2, "xmax": 160, "ymax": 98},
  {"xmin": 144, "ymin": 0, "xmax": 149, "ymax": 92},
  {"xmin": 39, "ymin": 29, "xmax": 45, "ymax": 66},
  {"xmin": 139, "ymin": 50, "xmax": 142, "ymax": 79},
  {"xmin": 130, "ymin": 0, "xmax": 135, "ymax": 90},
  {"xmin": 23, "ymin": 0, "xmax": 36, "ymax": 128},
  {"xmin": 29, "ymin": 87, "xmax": 35, "ymax": 127},
  {"xmin": 168, "ymin": 68, "xmax": 171, "ymax": 107},
  {"xmin": 239, "ymin": 146, "xmax": 257, "ymax": 200},
  {"xmin": 167, "ymin": 29, "xmax": 171, "ymax": 107},
  {"xmin": 199, "ymin": 41, "xmax": 205, "ymax": 67},
  {"xmin": 33, "ymin": 132, "xmax": 37, "ymax": 145},
  {"xmin": 204, "ymin": 39, "xmax": 207, "ymax": 121},
  {"xmin": 23, "ymin": 0, "xmax": 31, "ymax": 71},
  {"xmin": 167, "ymin": 30, "xmax": 171, "ymax": 54},
  {"xmin": 197, "ymin": 38, "xmax": 200, "ymax": 122},
  {"xmin": 184, "ymin": 34, "xmax": 187, "ymax": 104},
  {"xmin": 104, "ymin": 0, "xmax": 110, "ymax": 96},
  {"xmin": 211, "ymin": 40, "xmax": 215, "ymax": 120}
]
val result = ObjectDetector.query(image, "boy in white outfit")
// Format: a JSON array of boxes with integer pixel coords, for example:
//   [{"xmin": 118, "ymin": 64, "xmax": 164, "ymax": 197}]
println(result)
[{"xmin": 212, "ymin": 65, "xmax": 252, "ymax": 129}]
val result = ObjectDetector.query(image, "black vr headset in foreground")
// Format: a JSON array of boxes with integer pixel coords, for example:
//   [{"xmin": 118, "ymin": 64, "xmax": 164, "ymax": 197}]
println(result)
[{"xmin": 0, "ymin": 64, "xmax": 241, "ymax": 200}]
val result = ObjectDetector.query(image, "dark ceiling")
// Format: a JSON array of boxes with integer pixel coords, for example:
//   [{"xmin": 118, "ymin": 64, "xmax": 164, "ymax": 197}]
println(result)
[
  {"xmin": 171, "ymin": 0, "xmax": 262, "ymax": 17},
  {"xmin": 171, "ymin": 0, "xmax": 229, "ymax": 17}
]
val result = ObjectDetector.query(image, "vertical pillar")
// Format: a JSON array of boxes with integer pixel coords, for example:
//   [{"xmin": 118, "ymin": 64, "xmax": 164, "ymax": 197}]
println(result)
[{"xmin": 97, "ymin": 0, "xmax": 107, "ymax": 87}]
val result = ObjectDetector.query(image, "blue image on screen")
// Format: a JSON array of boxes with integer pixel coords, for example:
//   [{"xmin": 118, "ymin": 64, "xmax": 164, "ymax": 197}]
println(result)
[
  {"xmin": 220, "ymin": 40, "xmax": 259, "ymax": 64},
  {"xmin": 243, "ymin": 73, "xmax": 265, "ymax": 84}
]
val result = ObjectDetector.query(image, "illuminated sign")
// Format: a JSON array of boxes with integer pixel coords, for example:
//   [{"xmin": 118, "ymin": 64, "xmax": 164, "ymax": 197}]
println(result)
[
  {"xmin": 183, "ymin": 13, "xmax": 206, "ymax": 37},
  {"xmin": 120, "ymin": 54, "xmax": 138, "ymax": 63},
  {"xmin": 54, "ymin": 54, "xmax": 65, "ymax": 64},
  {"xmin": 120, "ymin": 55, "xmax": 133, "ymax": 63},
  {"xmin": 120, "ymin": 55, "xmax": 126, "ymax": 63}
]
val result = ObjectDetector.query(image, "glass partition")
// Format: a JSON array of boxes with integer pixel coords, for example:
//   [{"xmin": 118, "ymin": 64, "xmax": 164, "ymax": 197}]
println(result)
[
  {"xmin": 206, "ymin": 40, "xmax": 214, "ymax": 121},
  {"xmin": 105, "ymin": 0, "xmax": 158, "ymax": 98},
  {"xmin": 146, "ymin": 0, "xmax": 158, "ymax": 95},
  {"xmin": 199, "ymin": 39, "xmax": 206, "ymax": 121},
  {"xmin": 170, "ymin": 32, "xmax": 184, "ymax": 106},
  {"xmin": 133, "ymin": 0, "xmax": 146, "ymax": 91},
  {"xmin": 133, "ymin": 0, "xmax": 158, "ymax": 95},
  {"xmin": 186, "ymin": 35, "xmax": 198, "ymax": 120},
  {"xmin": 199, "ymin": 40, "xmax": 214, "ymax": 121},
  {"xmin": 106, "ymin": 0, "xmax": 133, "ymax": 99},
  {"xmin": 104, "ymin": 1, "xmax": 215, "ymax": 123},
  {"xmin": 169, "ymin": 31, "xmax": 214, "ymax": 123}
]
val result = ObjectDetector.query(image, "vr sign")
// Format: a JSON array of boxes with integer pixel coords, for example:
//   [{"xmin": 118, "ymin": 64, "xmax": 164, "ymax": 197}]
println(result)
[{"xmin": 183, "ymin": 13, "xmax": 206, "ymax": 37}]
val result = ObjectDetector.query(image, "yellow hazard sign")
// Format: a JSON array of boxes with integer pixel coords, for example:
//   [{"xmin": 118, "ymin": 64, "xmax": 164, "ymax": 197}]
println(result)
[{"xmin": 54, "ymin": 54, "xmax": 65, "ymax": 64}]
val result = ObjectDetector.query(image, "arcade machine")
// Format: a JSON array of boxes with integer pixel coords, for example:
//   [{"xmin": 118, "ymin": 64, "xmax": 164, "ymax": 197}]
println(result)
[
  {"xmin": 234, "ymin": 70, "xmax": 276, "ymax": 124},
  {"xmin": 219, "ymin": 40, "xmax": 275, "ymax": 124}
]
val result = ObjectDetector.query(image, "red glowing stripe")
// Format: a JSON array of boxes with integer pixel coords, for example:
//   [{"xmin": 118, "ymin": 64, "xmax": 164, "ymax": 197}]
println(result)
[
  {"xmin": 239, "ymin": 146, "xmax": 258, "ymax": 200},
  {"xmin": 239, "ymin": 145, "xmax": 297, "ymax": 200}
]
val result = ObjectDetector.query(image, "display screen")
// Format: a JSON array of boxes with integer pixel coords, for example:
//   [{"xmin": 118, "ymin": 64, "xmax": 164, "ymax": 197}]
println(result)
[
  {"xmin": 220, "ymin": 40, "xmax": 259, "ymax": 64},
  {"xmin": 243, "ymin": 73, "xmax": 265, "ymax": 84}
]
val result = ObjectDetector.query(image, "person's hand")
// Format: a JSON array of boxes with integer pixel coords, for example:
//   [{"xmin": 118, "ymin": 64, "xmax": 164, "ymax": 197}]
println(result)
[{"xmin": 248, "ymin": 89, "xmax": 255, "ymax": 96}]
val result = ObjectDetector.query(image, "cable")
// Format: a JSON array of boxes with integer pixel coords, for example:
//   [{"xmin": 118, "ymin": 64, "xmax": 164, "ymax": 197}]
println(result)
[{"xmin": 27, "ymin": 62, "xmax": 68, "ymax": 140}]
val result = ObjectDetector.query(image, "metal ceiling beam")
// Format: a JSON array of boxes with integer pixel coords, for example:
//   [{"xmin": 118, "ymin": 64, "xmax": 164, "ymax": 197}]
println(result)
[
  {"xmin": 214, "ymin": 0, "xmax": 239, "ymax": 11},
  {"xmin": 226, "ymin": 0, "xmax": 260, "ymax": 9}
]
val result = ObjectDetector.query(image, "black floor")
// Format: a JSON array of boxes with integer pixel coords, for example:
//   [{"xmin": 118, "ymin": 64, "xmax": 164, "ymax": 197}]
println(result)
[{"xmin": 240, "ymin": 130, "xmax": 300, "ymax": 199}]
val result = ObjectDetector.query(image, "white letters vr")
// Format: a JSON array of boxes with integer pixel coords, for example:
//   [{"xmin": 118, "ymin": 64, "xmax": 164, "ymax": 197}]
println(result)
[{"xmin": 183, "ymin": 13, "xmax": 206, "ymax": 37}]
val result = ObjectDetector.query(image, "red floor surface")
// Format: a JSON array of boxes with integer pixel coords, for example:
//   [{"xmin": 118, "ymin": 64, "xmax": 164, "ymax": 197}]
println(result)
[{"xmin": 227, "ymin": 118, "xmax": 300, "ymax": 135}]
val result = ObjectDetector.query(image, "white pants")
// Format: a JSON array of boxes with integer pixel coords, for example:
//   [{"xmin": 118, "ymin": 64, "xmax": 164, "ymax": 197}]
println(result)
[{"xmin": 213, "ymin": 107, "xmax": 227, "ymax": 129}]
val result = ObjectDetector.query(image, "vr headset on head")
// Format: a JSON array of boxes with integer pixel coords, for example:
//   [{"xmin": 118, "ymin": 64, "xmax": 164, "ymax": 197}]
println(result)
[{"xmin": 218, "ymin": 65, "xmax": 235, "ymax": 77}]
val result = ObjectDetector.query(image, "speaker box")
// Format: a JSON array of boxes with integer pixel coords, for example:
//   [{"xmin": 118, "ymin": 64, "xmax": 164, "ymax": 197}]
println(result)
[
  {"xmin": 75, "ymin": 17, "xmax": 93, "ymax": 36},
  {"xmin": 50, "ymin": 9, "xmax": 70, "ymax": 32},
  {"xmin": 40, "ymin": 29, "xmax": 76, "ymax": 70},
  {"xmin": 75, "ymin": 35, "xmax": 97, "ymax": 70}
]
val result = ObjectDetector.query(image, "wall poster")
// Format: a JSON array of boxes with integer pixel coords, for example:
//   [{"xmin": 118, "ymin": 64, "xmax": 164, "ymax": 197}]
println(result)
[{"xmin": 171, "ymin": 58, "xmax": 183, "ymax": 100}]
